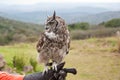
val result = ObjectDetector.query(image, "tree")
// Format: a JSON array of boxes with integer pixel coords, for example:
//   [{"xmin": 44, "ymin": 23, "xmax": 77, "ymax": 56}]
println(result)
[
  {"xmin": 68, "ymin": 22, "xmax": 89, "ymax": 30},
  {"xmin": 78, "ymin": 22, "xmax": 89, "ymax": 30},
  {"xmin": 105, "ymin": 18, "xmax": 120, "ymax": 28}
]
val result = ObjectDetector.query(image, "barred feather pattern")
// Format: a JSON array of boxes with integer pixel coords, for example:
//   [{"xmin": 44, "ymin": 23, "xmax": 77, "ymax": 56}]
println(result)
[{"xmin": 36, "ymin": 15, "xmax": 70, "ymax": 66}]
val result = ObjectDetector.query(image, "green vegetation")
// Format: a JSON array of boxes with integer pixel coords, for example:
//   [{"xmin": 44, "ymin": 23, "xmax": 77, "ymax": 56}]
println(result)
[
  {"xmin": 69, "ymin": 22, "xmax": 89, "ymax": 30},
  {"xmin": 30, "ymin": 58, "xmax": 37, "ymax": 72},
  {"xmin": 69, "ymin": 18, "xmax": 120, "ymax": 40},
  {"xmin": 0, "ymin": 43, "xmax": 43, "ymax": 73},
  {"xmin": 70, "ymin": 27, "xmax": 120, "ymax": 39},
  {"xmin": 0, "ymin": 16, "xmax": 120, "ymax": 45},
  {"xmin": 0, "ymin": 37, "xmax": 120, "ymax": 80},
  {"xmin": 13, "ymin": 55, "xmax": 26, "ymax": 71},
  {"xmin": 0, "ymin": 16, "xmax": 43, "ymax": 45},
  {"xmin": 105, "ymin": 18, "xmax": 120, "ymax": 28}
]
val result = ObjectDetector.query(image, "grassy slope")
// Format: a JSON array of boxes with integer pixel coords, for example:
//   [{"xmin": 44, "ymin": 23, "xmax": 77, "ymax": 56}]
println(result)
[
  {"xmin": 0, "ymin": 37, "xmax": 120, "ymax": 80},
  {"xmin": 65, "ymin": 37, "xmax": 120, "ymax": 80},
  {"xmin": 0, "ymin": 16, "xmax": 43, "ymax": 44}
]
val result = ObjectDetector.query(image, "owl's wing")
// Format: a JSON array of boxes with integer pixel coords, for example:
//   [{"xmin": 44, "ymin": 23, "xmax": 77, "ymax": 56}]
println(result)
[
  {"xmin": 66, "ymin": 33, "xmax": 70, "ymax": 54},
  {"xmin": 36, "ymin": 33, "xmax": 45, "ymax": 52}
]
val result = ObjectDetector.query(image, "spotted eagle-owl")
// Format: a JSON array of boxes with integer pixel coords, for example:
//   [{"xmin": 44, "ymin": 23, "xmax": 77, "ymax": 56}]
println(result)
[{"xmin": 36, "ymin": 11, "xmax": 70, "ymax": 72}]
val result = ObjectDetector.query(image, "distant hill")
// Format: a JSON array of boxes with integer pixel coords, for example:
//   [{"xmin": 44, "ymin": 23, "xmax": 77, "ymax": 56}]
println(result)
[
  {"xmin": 0, "ymin": 10, "xmax": 120, "ymax": 24},
  {"xmin": 77, "ymin": 11, "xmax": 120, "ymax": 24},
  {"xmin": 0, "ymin": 2, "xmax": 120, "ymax": 24},
  {"xmin": 0, "ymin": 16, "xmax": 43, "ymax": 45},
  {"xmin": 0, "ymin": 6, "xmax": 110, "ymax": 24}
]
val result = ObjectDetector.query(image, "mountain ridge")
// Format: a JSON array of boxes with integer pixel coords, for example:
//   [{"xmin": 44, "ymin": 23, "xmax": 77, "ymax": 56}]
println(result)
[{"xmin": 0, "ymin": 10, "xmax": 120, "ymax": 24}]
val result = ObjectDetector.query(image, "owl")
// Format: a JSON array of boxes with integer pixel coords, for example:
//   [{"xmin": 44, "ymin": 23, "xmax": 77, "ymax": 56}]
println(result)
[{"xmin": 36, "ymin": 11, "xmax": 70, "ymax": 73}]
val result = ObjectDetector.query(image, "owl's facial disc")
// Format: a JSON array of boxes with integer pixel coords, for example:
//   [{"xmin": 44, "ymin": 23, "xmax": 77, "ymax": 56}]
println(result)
[
  {"xmin": 45, "ymin": 25, "xmax": 49, "ymax": 31},
  {"xmin": 45, "ymin": 18, "xmax": 58, "ymax": 32},
  {"xmin": 45, "ymin": 11, "xmax": 58, "ymax": 31}
]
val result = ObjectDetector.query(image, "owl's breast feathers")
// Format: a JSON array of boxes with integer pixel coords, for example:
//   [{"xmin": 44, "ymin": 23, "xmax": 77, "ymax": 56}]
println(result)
[{"xmin": 36, "ymin": 30, "xmax": 70, "ymax": 54}]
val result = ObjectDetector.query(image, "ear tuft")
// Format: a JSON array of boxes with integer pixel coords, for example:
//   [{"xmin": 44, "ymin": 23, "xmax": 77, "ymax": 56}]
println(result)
[{"xmin": 53, "ymin": 11, "xmax": 56, "ymax": 20}]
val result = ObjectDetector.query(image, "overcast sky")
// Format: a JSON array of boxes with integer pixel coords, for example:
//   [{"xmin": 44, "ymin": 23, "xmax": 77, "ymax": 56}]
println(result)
[
  {"xmin": 0, "ymin": 0, "xmax": 120, "ymax": 13},
  {"xmin": 0, "ymin": 0, "xmax": 120, "ymax": 5}
]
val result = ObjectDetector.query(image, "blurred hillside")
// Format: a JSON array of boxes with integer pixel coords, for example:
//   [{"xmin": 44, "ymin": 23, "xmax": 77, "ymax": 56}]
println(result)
[
  {"xmin": 0, "ymin": 15, "xmax": 120, "ymax": 45},
  {"xmin": 69, "ymin": 18, "xmax": 120, "ymax": 39},
  {"xmin": 0, "ymin": 11, "xmax": 120, "ymax": 24},
  {"xmin": 0, "ymin": 16, "xmax": 43, "ymax": 45},
  {"xmin": 0, "ymin": 2, "xmax": 120, "ymax": 24},
  {"xmin": 77, "ymin": 11, "xmax": 120, "ymax": 24}
]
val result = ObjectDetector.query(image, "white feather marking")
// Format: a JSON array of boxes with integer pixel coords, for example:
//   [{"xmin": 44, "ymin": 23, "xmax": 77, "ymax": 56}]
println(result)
[{"xmin": 45, "ymin": 31, "xmax": 57, "ymax": 39}]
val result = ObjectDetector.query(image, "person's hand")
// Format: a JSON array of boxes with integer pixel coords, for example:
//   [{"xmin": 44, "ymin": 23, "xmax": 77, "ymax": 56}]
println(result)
[{"xmin": 24, "ymin": 62, "xmax": 77, "ymax": 80}]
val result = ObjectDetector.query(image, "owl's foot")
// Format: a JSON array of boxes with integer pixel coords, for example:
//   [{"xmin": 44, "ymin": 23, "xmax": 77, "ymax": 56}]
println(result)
[
  {"xmin": 52, "ymin": 62, "xmax": 57, "ymax": 71},
  {"xmin": 42, "ymin": 66, "xmax": 49, "ymax": 75}
]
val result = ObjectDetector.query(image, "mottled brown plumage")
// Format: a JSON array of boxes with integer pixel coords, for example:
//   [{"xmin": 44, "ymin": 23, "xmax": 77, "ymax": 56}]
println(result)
[{"xmin": 36, "ymin": 11, "xmax": 70, "ymax": 72}]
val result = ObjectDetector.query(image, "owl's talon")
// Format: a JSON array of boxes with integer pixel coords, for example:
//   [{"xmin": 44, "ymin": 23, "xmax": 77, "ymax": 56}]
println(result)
[
  {"xmin": 52, "ymin": 62, "xmax": 57, "ymax": 71},
  {"xmin": 42, "ymin": 66, "xmax": 49, "ymax": 75}
]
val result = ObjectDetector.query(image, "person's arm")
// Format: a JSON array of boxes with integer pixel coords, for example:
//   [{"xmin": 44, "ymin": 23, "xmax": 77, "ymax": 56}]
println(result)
[
  {"xmin": 0, "ymin": 71, "xmax": 43, "ymax": 80},
  {"xmin": 23, "ymin": 72, "xmax": 43, "ymax": 80},
  {"xmin": 0, "ymin": 72, "xmax": 24, "ymax": 80}
]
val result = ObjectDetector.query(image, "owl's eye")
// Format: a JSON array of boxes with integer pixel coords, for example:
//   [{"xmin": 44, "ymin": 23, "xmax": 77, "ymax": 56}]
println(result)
[{"xmin": 49, "ymin": 21, "xmax": 54, "ymax": 25}]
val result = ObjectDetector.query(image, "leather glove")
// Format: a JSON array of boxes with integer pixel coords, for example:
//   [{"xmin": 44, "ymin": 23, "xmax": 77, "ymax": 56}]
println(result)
[{"xmin": 24, "ymin": 62, "xmax": 77, "ymax": 80}]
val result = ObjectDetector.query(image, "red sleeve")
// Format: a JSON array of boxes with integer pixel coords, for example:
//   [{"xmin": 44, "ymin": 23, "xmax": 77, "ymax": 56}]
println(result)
[{"xmin": 0, "ymin": 72, "xmax": 24, "ymax": 80}]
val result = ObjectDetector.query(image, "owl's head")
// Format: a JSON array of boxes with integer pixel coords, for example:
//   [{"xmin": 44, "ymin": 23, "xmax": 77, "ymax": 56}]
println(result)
[{"xmin": 45, "ymin": 11, "xmax": 66, "ymax": 33}]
